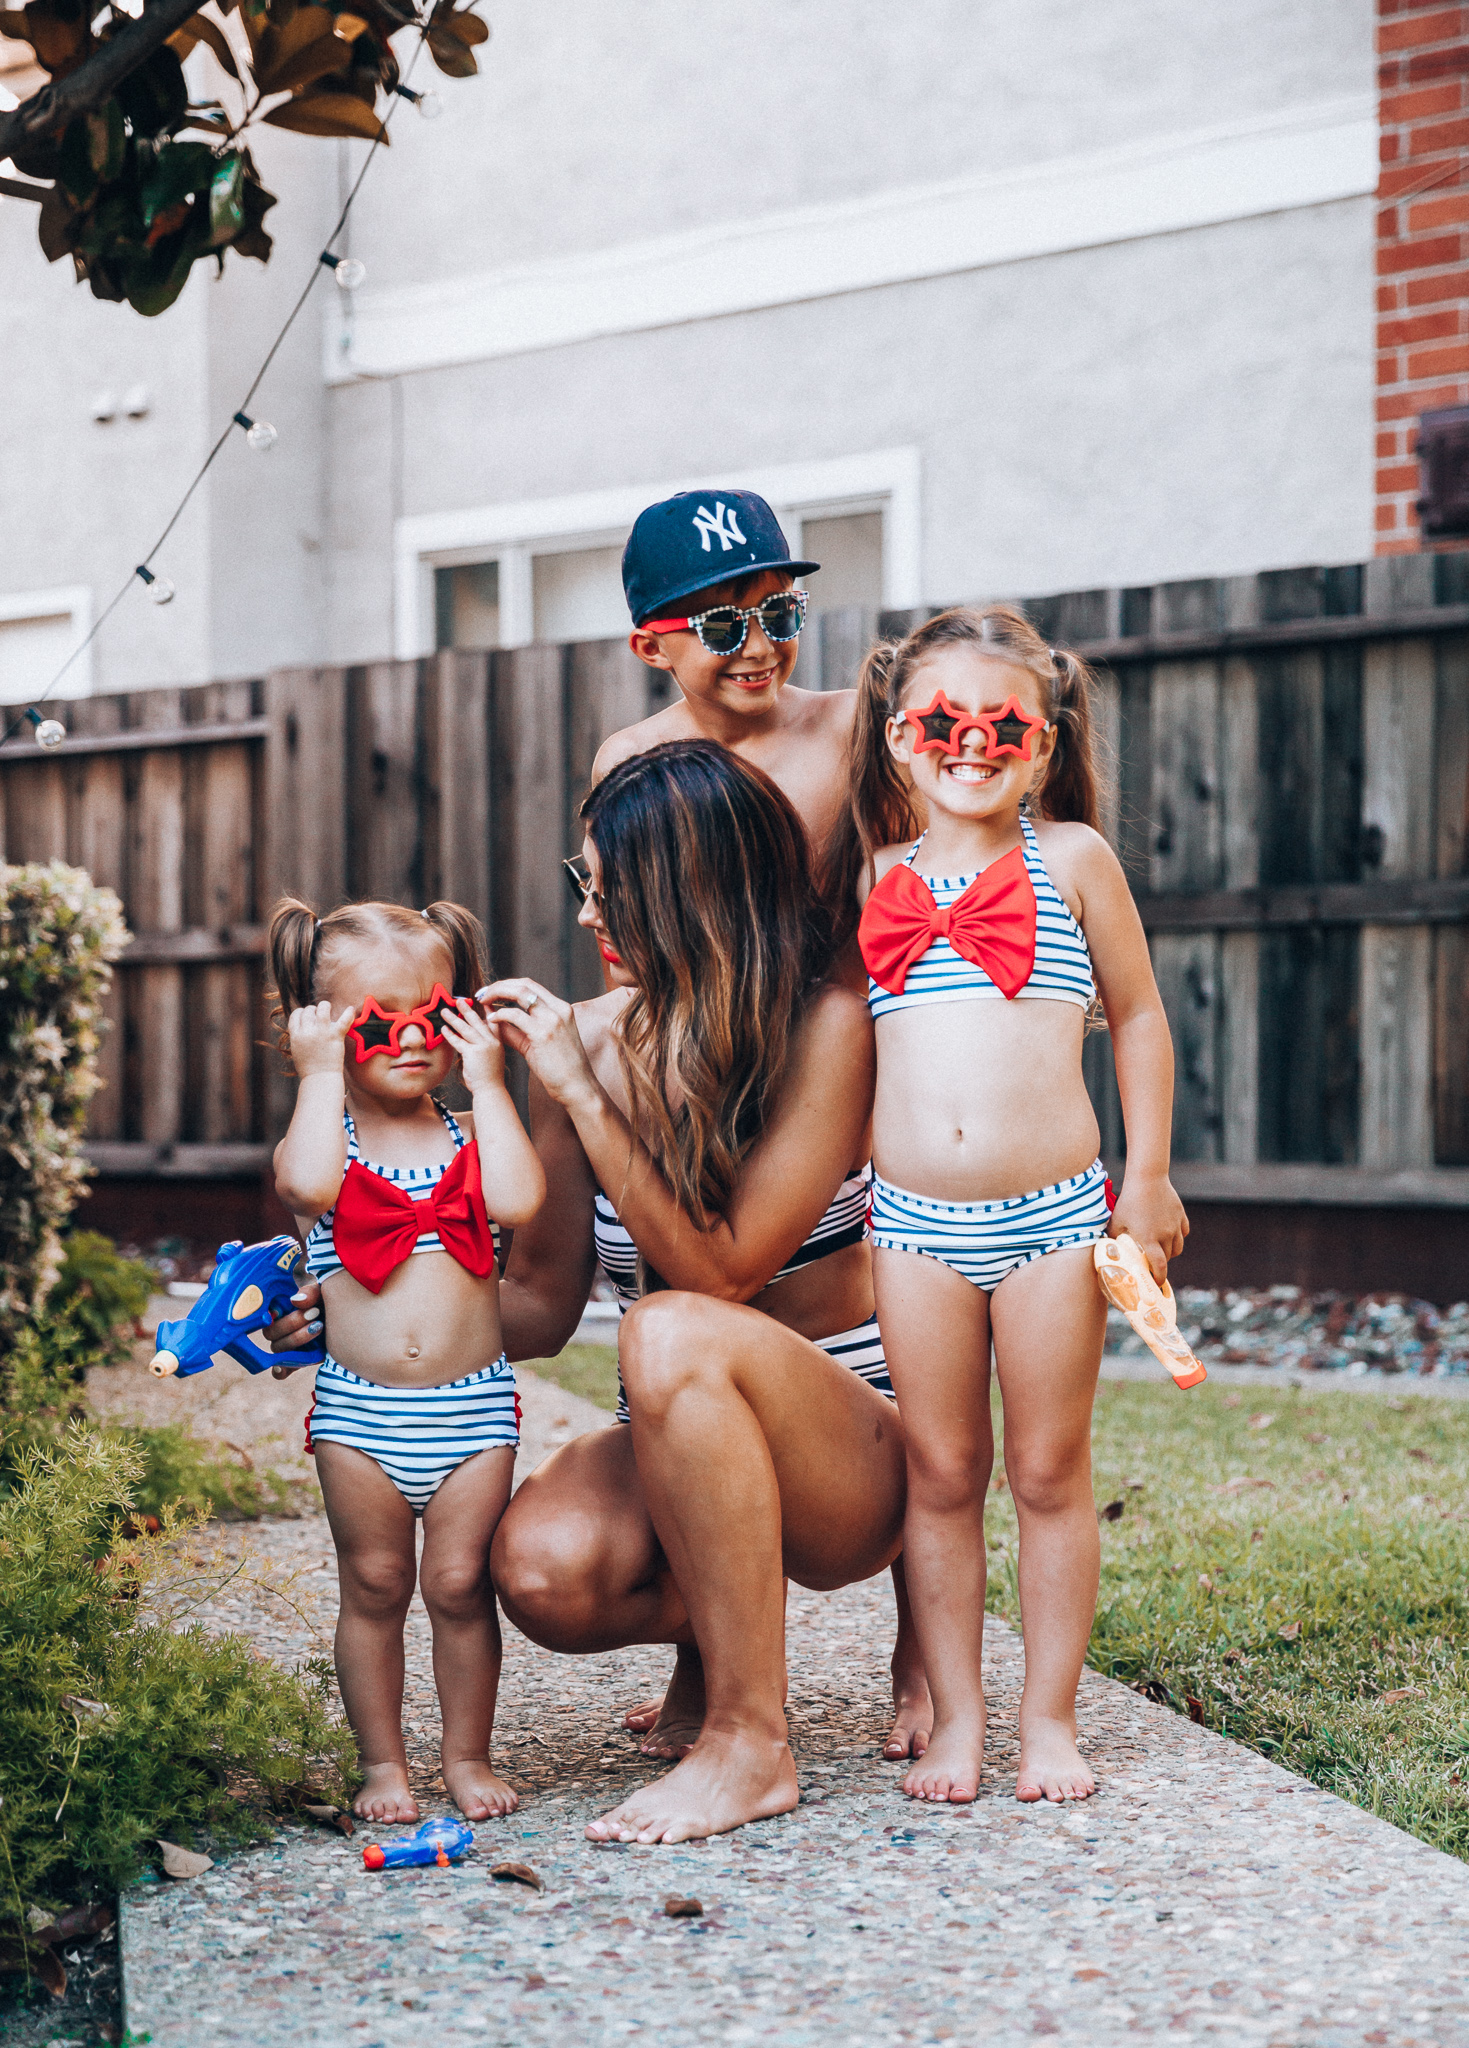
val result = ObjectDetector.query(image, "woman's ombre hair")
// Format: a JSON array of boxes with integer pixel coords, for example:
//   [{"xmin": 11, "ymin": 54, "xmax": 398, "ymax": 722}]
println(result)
[{"xmin": 581, "ymin": 739, "xmax": 833, "ymax": 1227}]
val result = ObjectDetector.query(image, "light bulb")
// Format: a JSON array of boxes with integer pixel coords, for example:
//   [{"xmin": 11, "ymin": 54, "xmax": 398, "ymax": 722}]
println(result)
[
  {"xmin": 33, "ymin": 718, "xmax": 66, "ymax": 748},
  {"xmin": 333, "ymin": 256, "xmax": 366, "ymax": 290},
  {"xmin": 233, "ymin": 409, "xmax": 277, "ymax": 452},
  {"xmin": 416, "ymin": 89, "xmax": 443, "ymax": 120}
]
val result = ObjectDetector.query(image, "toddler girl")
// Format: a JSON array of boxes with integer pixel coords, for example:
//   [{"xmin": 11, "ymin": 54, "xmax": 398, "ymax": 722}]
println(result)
[
  {"xmin": 268, "ymin": 897, "xmax": 545, "ymax": 1823},
  {"xmin": 851, "ymin": 605, "xmax": 1186, "ymax": 1805}
]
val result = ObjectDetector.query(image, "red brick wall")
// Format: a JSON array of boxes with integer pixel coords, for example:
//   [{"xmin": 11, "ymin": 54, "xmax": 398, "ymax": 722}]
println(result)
[{"xmin": 1377, "ymin": 2, "xmax": 1469, "ymax": 552}]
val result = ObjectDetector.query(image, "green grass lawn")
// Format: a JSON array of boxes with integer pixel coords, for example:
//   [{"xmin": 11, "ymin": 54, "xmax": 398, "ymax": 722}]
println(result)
[{"xmin": 527, "ymin": 1345, "xmax": 1469, "ymax": 1858}]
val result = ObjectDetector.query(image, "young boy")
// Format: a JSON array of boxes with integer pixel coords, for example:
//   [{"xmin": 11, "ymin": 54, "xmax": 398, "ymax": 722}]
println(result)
[{"xmin": 595, "ymin": 490, "xmax": 860, "ymax": 882}]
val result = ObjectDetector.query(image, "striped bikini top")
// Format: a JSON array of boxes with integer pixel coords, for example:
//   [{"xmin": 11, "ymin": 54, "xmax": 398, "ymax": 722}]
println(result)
[
  {"xmin": 303, "ymin": 1102, "xmax": 500, "ymax": 1283},
  {"xmin": 592, "ymin": 1166, "xmax": 872, "ymax": 1311},
  {"xmin": 866, "ymin": 812, "xmax": 1095, "ymax": 1021}
]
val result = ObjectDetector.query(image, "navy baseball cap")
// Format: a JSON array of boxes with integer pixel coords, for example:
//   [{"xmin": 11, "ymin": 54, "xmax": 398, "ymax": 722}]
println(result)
[{"xmin": 622, "ymin": 490, "xmax": 820, "ymax": 626}]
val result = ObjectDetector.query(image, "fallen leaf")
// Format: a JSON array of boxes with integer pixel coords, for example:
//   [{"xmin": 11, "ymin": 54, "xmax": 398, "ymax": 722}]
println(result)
[
  {"xmin": 1277, "ymin": 1621, "xmax": 1301, "ymax": 1641},
  {"xmin": 1198, "ymin": 1573, "xmax": 1214, "ymax": 1591},
  {"xmin": 157, "ymin": 1840, "xmax": 213, "ymax": 1880},
  {"xmin": 59, "ymin": 1695, "xmax": 110, "ymax": 1720},
  {"xmin": 1248, "ymin": 1413, "xmax": 1276, "ymax": 1431},
  {"xmin": 490, "ymin": 1862, "xmax": 543, "ymax": 1891},
  {"xmin": 1222, "ymin": 1649, "xmax": 1245, "ymax": 1665},
  {"xmin": 301, "ymin": 1803, "xmax": 354, "ymax": 1836},
  {"xmin": 1073, "ymin": 1967, "xmax": 1107, "ymax": 1980},
  {"xmin": 35, "ymin": 1948, "xmax": 65, "ymax": 1999},
  {"xmin": 1222, "ymin": 1393, "xmax": 1242, "ymax": 1409},
  {"xmin": 523, "ymin": 1973, "xmax": 547, "ymax": 1990},
  {"xmin": 1126, "ymin": 1479, "xmax": 1145, "ymax": 1491},
  {"xmin": 1185, "ymin": 1697, "xmax": 1205, "ymax": 1724},
  {"xmin": 664, "ymin": 1895, "xmax": 703, "ymax": 1917},
  {"xmin": 1379, "ymin": 1686, "xmax": 1423, "ymax": 1704},
  {"xmin": 1306, "ymin": 1432, "xmax": 1328, "ymax": 1444},
  {"xmin": 1408, "ymin": 1447, "xmax": 1434, "ymax": 1463},
  {"xmin": 1100, "ymin": 1499, "xmax": 1124, "ymax": 1522},
  {"xmin": 1219, "ymin": 1476, "xmax": 1275, "ymax": 1493}
]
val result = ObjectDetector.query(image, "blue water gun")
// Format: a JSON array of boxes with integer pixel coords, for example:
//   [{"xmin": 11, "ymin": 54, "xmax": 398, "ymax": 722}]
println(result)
[
  {"xmin": 148, "ymin": 1235, "xmax": 326, "ymax": 1379},
  {"xmin": 362, "ymin": 1818, "xmax": 474, "ymax": 1871}
]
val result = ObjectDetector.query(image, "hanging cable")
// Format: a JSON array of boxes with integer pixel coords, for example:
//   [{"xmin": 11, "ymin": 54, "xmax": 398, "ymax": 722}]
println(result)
[{"xmin": 2, "ymin": 24, "xmax": 428, "ymax": 747}]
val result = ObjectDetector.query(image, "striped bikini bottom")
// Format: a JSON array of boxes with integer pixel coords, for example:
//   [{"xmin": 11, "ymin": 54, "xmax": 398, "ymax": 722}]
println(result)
[
  {"xmin": 613, "ymin": 1310, "xmax": 894, "ymax": 1423},
  {"xmin": 870, "ymin": 1158, "xmax": 1113, "ymax": 1293},
  {"xmin": 306, "ymin": 1355, "xmax": 520, "ymax": 1514}
]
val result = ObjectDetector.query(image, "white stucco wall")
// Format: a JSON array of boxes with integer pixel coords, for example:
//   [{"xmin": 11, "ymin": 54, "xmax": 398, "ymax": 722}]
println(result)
[{"xmin": 0, "ymin": 0, "xmax": 1377, "ymax": 695}]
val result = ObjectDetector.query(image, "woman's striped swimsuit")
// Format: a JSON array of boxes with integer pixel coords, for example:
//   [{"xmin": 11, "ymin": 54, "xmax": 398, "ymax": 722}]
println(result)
[
  {"xmin": 592, "ymin": 1169, "xmax": 894, "ymax": 1417},
  {"xmin": 867, "ymin": 811, "xmax": 1113, "ymax": 1290},
  {"xmin": 302, "ymin": 1102, "xmax": 516, "ymax": 1512}
]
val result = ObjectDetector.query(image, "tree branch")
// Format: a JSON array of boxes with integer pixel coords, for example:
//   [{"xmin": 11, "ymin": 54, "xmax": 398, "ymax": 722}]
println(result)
[
  {"xmin": 0, "ymin": 174, "xmax": 50, "ymax": 199},
  {"xmin": 0, "ymin": 0, "xmax": 204, "ymax": 162}
]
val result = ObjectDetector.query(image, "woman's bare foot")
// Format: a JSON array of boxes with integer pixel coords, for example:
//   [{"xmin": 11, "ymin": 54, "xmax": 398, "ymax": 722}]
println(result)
[
  {"xmin": 621, "ymin": 1695, "xmax": 664, "ymax": 1735},
  {"xmin": 1015, "ymin": 1717, "xmax": 1095, "ymax": 1803},
  {"xmin": 625, "ymin": 1646, "xmax": 708, "ymax": 1757},
  {"xmin": 901, "ymin": 1714, "xmax": 984, "ymax": 1803},
  {"xmin": 585, "ymin": 1727, "xmax": 798, "ymax": 1845},
  {"xmin": 884, "ymin": 1662, "xmax": 934, "ymax": 1760},
  {"xmin": 353, "ymin": 1762, "xmax": 419, "ymax": 1823},
  {"xmin": 442, "ymin": 1755, "xmax": 519, "ymax": 1820}
]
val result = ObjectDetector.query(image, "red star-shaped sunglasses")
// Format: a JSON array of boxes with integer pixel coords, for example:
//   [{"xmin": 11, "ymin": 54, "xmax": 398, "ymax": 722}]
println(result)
[
  {"xmin": 346, "ymin": 984, "xmax": 462, "ymax": 1063},
  {"xmin": 902, "ymin": 689, "xmax": 1049, "ymax": 762}
]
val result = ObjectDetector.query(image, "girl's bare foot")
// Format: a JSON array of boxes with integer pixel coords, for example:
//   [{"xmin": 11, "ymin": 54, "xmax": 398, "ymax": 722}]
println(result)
[
  {"xmin": 353, "ymin": 1762, "xmax": 419, "ymax": 1823},
  {"xmin": 1016, "ymin": 1717, "xmax": 1095, "ymax": 1803},
  {"xmin": 442, "ymin": 1755, "xmax": 519, "ymax": 1820},
  {"xmin": 901, "ymin": 1715, "xmax": 984, "ymax": 1803},
  {"xmin": 585, "ymin": 1727, "xmax": 798, "ymax": 1845},
  {"xmin": 883, "ymin": 1665, "xmax": 934, "ymax": 1760}
]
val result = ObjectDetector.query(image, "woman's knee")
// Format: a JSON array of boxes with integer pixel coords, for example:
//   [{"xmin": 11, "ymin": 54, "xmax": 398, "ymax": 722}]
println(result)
[
  {"xmin": 491, "ymin": 1506, "xmax": 619, "ymax": 1647},
  {"xmin": 619, "ymin": 1291, "xmax": 732, "ymax": 1410}
]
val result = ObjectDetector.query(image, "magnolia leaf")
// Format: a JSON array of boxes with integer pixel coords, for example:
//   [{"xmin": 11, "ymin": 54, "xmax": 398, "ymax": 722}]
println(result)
[
  {"xmin": 248, "ymin": 2, "xmax": 331, "ymax": 89},
  {"xmin": 332, "ymin": 12, "xmax": 368, "ymax": 38},
  {"xmin": 157, "ymin": 1839, "xmax": 213, "ymax": 1879},
  {"xmin": 56, "ymin": 115, "xmax": 97, "ymax": 205},
  {"xmin": 255, "ymin": 34, "xmax": 354, "ymax": 97},
  {"xmin": 0, "ymin": 9, "xmax": 32, "ymax": 42},
  {"xmin": 206, "ymin": 150, "xmax": 244, "ymax": 246},
  {"xmin": 233, "ymin": 165, "xmax": 276, "ymax": 260},
  {"xmin": 35, "ymin": 1947, "xmax": 65, "ymax": 1999},
  {"xmin": 490, "ymin": 1861, "xmax": 543, "ymax": 1890},
  {"xmin": 442, "ymin": 8, "xmax": 488, "ymax": 45},
  {"xmin": 22, "ymin": 0, "xmax": 89, "ymax": 74},
  {"xmin": 168, "ymin": 10, "xmax": 240, "ymax": 79},
  {"xmin": 116, "ymin": 43, "xmax": 189, "ymax": 139},
  {"xmin": 261, "ymin": 89, "xmax": 385, "ymax": 140},
  {"xmin": 425, "ymin": 27, "xmax": 475, "ymax": 77}
]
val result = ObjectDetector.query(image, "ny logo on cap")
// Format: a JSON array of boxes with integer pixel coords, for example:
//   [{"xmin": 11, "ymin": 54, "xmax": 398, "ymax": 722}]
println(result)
[{"xmin": 692, "ymin": 501, "xmax": 746, "ymax": 553}]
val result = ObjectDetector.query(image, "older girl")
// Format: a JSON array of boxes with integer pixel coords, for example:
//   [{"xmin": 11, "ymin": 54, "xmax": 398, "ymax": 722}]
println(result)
[
  {"xmin": 268, "ymin": 898, "xmax": 544, "ymax": 1824},
  {"xmin": 851, "ymin": 605, "xmax": 1186, "ymax": 1806}
]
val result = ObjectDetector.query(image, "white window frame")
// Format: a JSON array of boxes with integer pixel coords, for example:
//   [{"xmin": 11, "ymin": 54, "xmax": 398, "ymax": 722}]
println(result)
[
  {"xmin": 0, "ymin": 585, "xmax": 95, "ymax": 700},
  {"xmin": 394, "ymin": 448, "xmax": 921, "ymax": 657}
]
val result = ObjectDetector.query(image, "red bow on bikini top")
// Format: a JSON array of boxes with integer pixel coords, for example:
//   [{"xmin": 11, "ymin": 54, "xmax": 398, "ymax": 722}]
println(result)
[
  {"xmin": 331, "ymin": 1145, "xmax": 496, "ymax": 1295},
  {"xmin": 858, "ymin": 844, "xmax": 1037, "ymax": 999}
]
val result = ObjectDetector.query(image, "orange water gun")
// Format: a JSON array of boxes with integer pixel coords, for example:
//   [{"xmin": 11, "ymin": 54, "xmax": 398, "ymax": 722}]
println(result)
[{"xmin": 1094, "ymin": 1233, "xmax": 1206, "ymax": 1389}]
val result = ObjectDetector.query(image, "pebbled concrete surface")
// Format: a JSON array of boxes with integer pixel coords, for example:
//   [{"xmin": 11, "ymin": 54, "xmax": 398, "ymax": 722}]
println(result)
[{"xmin": 119, "ymin": 1370, "xmax": 1469, "ymax": 2047}]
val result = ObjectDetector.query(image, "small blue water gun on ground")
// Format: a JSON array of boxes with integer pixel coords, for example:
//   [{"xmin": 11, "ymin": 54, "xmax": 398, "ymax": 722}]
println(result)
[
  {"xmin": 362, "ymin": 1818, "xmax": 474, "ymax": 1870},
  {"xmin": 149, "ymin": 1235, "xmax": 327, "ymax": 1379}
]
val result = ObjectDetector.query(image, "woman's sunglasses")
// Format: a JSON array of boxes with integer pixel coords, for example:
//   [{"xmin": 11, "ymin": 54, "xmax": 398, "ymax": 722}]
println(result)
[
  {"xmin": 641, "ymin": 589, "xmax": 808, "ymax": 657},
  {"xmin": 562, "ymin": 856, "xmax": 599, "ymax": 910}
]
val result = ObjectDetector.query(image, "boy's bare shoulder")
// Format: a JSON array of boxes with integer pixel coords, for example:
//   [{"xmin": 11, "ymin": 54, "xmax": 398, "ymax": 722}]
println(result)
[{"xmin": 591, "ymin": 704, "xmax": 695, "ymax": 784}]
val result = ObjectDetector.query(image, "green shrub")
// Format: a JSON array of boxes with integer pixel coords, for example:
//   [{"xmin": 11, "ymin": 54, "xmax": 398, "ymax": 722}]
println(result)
[
  {"xmin": 0, "ymin": 1429, "xmax": 356, "ymax": 1940},
  {"xmin": 0, "ymin": 863, "xmax": 128, "ymax": 1348},
  {"xmin": 124, "ymin": 1422, "xmax": 298, "ymax": 1523}
]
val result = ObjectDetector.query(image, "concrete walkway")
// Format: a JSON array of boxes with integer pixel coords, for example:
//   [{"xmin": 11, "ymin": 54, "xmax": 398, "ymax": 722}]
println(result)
[{"xmin": 118, "ymin": 1369, "xmax": 1469, "ymax": 2047}]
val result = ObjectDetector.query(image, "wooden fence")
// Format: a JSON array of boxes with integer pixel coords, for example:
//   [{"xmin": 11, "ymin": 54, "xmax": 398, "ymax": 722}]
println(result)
[{"xmin": 2, "ymin": 552, "xmax": 1468, "ymax": 1222}]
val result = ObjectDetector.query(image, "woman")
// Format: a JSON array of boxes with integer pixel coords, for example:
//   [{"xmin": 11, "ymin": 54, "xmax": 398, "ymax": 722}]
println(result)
[
  {"xmin": 479, "ymin": 740, "xmax": 912, "ymax": 1843},
  {"xmin": 272, "ymin": 741, "xmax": 923, "ymax": 1839}
]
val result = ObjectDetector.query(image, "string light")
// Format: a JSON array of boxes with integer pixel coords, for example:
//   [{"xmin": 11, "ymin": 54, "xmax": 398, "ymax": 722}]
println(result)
[
  {"xmin": 320, "ymin": 251, "xmax": 366, "ymax": 290},
  {"xmin": 26, "ymin": 709, "xmax": 66, "ymax": 748},
  {"xmin": 1, "ymin": 20, "xmax": 440, "ymax": 749},
  {"xmin": 134, "ymin": 565, "xmax": 175, "ymax": 605},
  {"xmin": 395, "ymin": 83, "xmax": 441, "ymax": 119},
  {"xmin": 233, "ymin": 410, "xmax": 278, "ymax": 451}
]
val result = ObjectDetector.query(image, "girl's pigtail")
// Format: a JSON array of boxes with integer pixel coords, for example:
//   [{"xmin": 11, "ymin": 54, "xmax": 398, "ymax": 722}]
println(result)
[
  {"xmin": 266, "ymin": 896, "xmax": 319, "ymax": 1059},
  {"xmin": 421, "ymin": 901, "xmax": 490, "ymax": 996},
  {"xmin": 825, "ymin": 641, "xmax": 925, "ymax": 921},
  {"xmin": 1037, "ymin": 649, "xmax": 1103, "ymax": 833}
]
